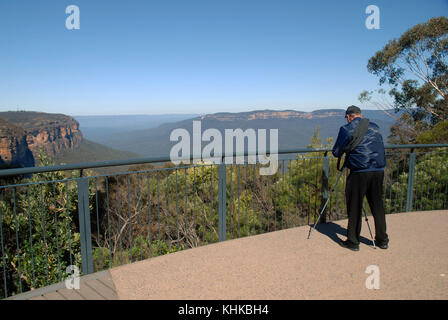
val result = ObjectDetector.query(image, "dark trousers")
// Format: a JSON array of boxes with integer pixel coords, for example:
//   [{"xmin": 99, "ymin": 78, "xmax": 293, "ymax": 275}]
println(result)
[{"xmin": 345, "ymin": 170, "xmax": 389, "ymax": 245}]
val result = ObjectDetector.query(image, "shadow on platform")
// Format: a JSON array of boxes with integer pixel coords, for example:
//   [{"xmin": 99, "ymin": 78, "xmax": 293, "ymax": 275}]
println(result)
[{"xmin": 311, "ymin": 221, "xmax": 374, "ymax": 246}]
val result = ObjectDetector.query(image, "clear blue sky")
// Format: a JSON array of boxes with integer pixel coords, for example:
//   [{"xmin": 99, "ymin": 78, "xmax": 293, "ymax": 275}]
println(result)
[{"xmin": 0, "ymin": 0, "xmax": 446, "ymax": 115}]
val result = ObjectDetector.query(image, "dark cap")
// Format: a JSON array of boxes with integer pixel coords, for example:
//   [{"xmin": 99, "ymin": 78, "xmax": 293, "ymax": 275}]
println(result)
[{"xmin": 345, "ymin": 105, "xmax": 362, "ymax": 117}]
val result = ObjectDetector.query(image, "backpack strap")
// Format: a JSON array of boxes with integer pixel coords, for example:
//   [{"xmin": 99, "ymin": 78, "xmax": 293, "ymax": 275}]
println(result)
[{"xmin": 337, "ymin": 118, "xmax": 370, "ymax": 171}]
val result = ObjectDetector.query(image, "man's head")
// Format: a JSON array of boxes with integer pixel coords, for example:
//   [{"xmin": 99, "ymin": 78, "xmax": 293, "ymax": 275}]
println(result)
[{"xmin": 345, "ymin": 105, "xmax": 362, "ymax": 123}]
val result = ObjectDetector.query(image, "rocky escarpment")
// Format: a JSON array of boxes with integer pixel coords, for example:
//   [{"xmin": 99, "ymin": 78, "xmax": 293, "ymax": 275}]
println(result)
[
  {"xmin": 0, "ymin": 111, "xmax": 83, "ymax": 166},
  {"xmin": 0, "ymin": 118, "xmax": 35, "ymax": 167},
  {"xmin": 200, "ymin": 109, "xmax": 346, "ymax": 121}
]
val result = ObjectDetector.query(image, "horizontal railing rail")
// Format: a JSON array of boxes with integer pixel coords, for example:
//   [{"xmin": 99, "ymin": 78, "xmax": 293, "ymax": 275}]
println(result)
[
  {"xmin": 0, "ymin": 144, "xmax": 447, "ymax": 299},
  {"xmin": 1, "ymin": 144, "xmax": 447, "ymax": 177}
]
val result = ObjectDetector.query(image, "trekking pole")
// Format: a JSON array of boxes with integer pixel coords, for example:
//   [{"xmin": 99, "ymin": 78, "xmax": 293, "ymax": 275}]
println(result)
[
  {"xmin": 307, "ymin": 167, "xmax": 345, "ymax": 239},
  {"xmin": 363, "ymin": 207, "xmax": 376, "ymax": 249}
]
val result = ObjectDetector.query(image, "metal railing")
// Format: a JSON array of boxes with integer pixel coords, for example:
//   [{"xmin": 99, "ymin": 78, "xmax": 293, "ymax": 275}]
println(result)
[{"xmin": 0, "ymin": 144, "xmax": 447, "ymax": 298}]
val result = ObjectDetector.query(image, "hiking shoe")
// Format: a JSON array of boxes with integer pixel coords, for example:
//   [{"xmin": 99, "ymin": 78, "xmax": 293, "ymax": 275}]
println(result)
[
  {"xmin": 339, "ymin": 240, "xmax": 359, "ymax": 251},
  {"xmin": 377, "ymin": 242, "xmax": 389, "ymax": 250}
]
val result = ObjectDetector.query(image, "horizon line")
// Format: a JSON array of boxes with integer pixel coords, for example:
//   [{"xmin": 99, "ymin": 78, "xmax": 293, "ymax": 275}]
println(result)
[{"xmin": 0, "ymin": 106, "xmax": 387, "ymax": 117}]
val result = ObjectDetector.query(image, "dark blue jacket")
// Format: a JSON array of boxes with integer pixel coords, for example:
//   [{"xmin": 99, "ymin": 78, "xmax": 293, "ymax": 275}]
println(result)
[{"xmin": 332, "ymin": 117, "xmax": 386, "ymax": 172}]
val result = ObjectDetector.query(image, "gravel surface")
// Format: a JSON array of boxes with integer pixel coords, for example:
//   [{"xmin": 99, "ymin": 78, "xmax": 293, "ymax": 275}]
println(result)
[{"xmin": 109, "ymin": 210, "xmax": 448, "ymax": 300}]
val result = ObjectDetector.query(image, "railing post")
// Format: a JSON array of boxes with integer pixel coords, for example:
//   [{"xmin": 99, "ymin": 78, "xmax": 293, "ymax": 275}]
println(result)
[
  {"xmin": 320, "ymin": 153, "xmax": 330, "ymax": 224},
  {"xmin": 218, "ymin": 161, "xmax": 227, "ymax": 242},
  {"xmin": 77, "ymin": 178, "xmax": 94, "ymax": 275},
  {"xmin": 406, "ymin": 149, "xmax": 416, "ymax": 212}
]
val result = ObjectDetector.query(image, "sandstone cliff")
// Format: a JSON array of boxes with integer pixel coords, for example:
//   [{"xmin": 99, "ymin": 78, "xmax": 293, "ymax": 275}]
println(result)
[
  {"xmin": 200, "ymin": 109, "xmax": 345, "ymax": 121},
  {"xmin": 0, "ymin": 118, "xmax": 35, "ymax": 167},
  {"xmin": 0, "ymin": 111, "xmax": 83, "ymax": 167}
]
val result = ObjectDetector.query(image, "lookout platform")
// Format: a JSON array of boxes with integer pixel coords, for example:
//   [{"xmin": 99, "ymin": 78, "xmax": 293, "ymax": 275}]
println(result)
[{"xmin": 8, "ymin": 210, "xmax": 448, "ymax": 300}]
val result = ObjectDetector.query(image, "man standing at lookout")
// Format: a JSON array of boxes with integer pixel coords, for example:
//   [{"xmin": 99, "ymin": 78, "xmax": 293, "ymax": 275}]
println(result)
[{"xmin": 332, "ymin": 105, "xmax": 389, "ymax": 251}]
